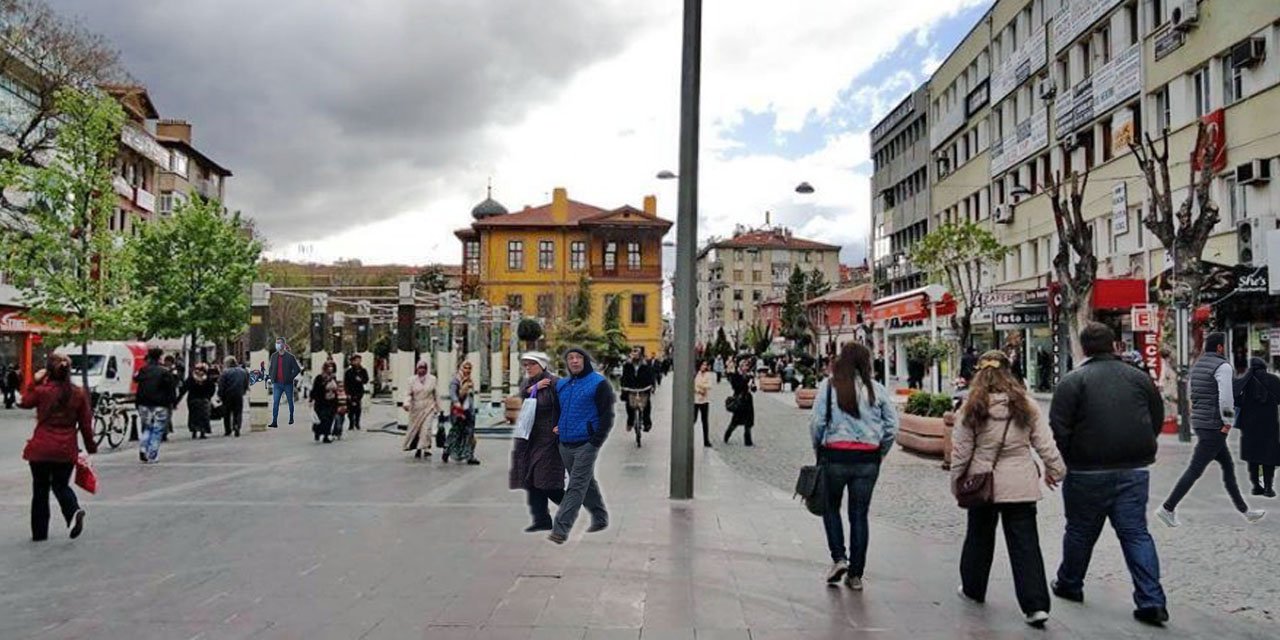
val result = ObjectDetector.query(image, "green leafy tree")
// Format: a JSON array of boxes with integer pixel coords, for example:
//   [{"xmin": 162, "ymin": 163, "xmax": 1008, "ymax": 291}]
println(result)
[
  {"xmin": 805, "ymin": 268, "xmax": 831, "ymax": 300},
  {"xmin": 416, "ymin": 264, "xmax": 450, "ymax": 294},
  {"xmin": 549, "ymin": 275, "xmax": 604, "ymax": 370},
  {"xmin": 0, "ymin": 88, "xmax": 140, "ymax": 390},
  {"xmin": 599, "ymin": 294, "xmax": 629, "ymax": 374},
  {"xmin": 516, "ymin": 318, "xmax": 543, "ymax": 350},
  {"xmin": 130, "ymin": 197, "xmax": 262, "ymax": 369},
  {"xmin": 781, "ymin": 266, "xmax": 812, "ymax": 352},
  {"xmin": 743, "ymin": 321, "xmax": 774, "ymax": 357},
  {"xmin": 910, "ymin": 221, "xmax": 1009, "ymax": 350}
]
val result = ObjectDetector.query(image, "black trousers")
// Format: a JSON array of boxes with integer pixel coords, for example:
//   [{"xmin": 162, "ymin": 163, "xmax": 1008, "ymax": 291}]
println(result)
[
  {"xmin": 1248, "ymin": 463, "xmax": 1276, "ymax": 490},
  {"xmin": 30, "ymin": 461, "xmax": 79, "ymax": 541},
  {"xmin": 695, "ymin": 403, "xmax": 710, "ymax": 444},
  {"xmin": 527, "ymin": 487, "xmax": 565, "ymax": 526},
  {"xmin": 347, "ymin": 397, "xmax": 363, "ymax": 430},
  {"xmin": 1163, "ymin": 430, "xmax": 1249, "ymax": 513},
  {"xmin": 960, "ymin": 502, "xmax": 1050, "ymax": 615},
  {"xmin": 3, "ymin": 387, "xmax": 15, "ymax": 408},
  {"xmin": 222, "ymin": 395, "xmax": 244, "ymax": 435}
]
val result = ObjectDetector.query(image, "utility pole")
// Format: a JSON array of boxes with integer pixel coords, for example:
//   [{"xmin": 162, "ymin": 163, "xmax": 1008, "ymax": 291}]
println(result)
[{"xmin": 670, "ymin": 0, "xmax": 701, "ymax": 500}]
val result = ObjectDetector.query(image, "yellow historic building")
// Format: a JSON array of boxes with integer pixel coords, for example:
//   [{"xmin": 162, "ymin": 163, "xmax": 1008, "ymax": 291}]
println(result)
[{"xmin": 455, "ymin": 187, "xmax": 672, "ymax": 356}]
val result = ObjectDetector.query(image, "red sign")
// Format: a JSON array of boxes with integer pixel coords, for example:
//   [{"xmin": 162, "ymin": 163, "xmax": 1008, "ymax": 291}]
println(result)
[
  {"xmin": 1192, "ymin": 109, "xmax": 1227, "ymax": 174},
  {"xmin": 1091, "ymin": 279, "xmax": 1148, "ymax": 311},
  {"xmin": 1138, "ymin": 331, "xmax": 1161, "ymax": 382},
  {"xmin": 1132, "ymin": 304, "xmax": 1157, "ymax": 332}
]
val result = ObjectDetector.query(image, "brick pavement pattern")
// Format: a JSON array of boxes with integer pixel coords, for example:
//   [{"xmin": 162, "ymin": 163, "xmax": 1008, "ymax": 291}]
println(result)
[{"xmin": 0, "ymin": 389, "xmax": 1273, "ymax": 639}]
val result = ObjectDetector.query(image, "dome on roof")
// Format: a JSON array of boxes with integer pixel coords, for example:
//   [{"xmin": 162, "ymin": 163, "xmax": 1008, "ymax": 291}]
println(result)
[{"xmin": 471, "ymin": 186, "xmax": 508, "ymax": 219}]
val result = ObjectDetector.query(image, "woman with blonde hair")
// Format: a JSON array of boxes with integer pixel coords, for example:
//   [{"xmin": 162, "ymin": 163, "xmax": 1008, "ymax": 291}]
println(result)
[
  {"xmin": 402, "ymin": 359, "xmax": 439, "ymax": 459},
  {"xmin": 952, "ymin": 350, "xmax": 1065, "ymax": 628}
]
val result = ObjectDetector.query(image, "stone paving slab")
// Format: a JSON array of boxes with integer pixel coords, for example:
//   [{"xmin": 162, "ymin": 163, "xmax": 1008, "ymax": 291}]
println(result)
[{"xmin": 0, "ymin": 390, "xmax": 1273, "ymax": 639}]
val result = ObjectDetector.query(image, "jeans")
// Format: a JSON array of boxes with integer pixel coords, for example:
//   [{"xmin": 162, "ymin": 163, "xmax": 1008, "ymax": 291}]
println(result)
[
  {"xmin": 553, "ymin": 443, "xmax": 607, "ymax": 537},
  {"xmin": 1057, "ymin": 470, "xmax": 1166, "ymax": 610},
  {"xmin": 527, "ymin": 487, "xmax": 565, "ymax": 526},
  {"xmin": 960, "ymin": 502, "xmax": 1050, "ymax": 615},
  {"xmin": 30, "ymin": 461, "xmax": 79, "ymax": 540},
  {"xmin": 271, "ymin": 382, "xmax": 295, "ymax": 425},
  {"xmin": 821, "ymin": 461, "xmax": 880, "ymax": 575},
  {"xmin": 222, "ymin": 395, "xmax": 244, "ymax": 435},
  {"xmin": 695, "ymin": 403, "xmax": 710, "ymax": 444},
  {"xmin": 138, "ymin": 405, "xmax": 170, "ymax": 461},
  {"xmin": 1163, "ymin": 429, "xmax": 1249, "ymax": 513}
]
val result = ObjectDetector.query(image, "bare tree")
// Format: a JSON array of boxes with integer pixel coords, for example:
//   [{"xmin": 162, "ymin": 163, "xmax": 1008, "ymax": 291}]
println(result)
[
  {"xmin": 1046, "ymin": 162, "xmax": 1097, "ymax": 361},
  {"xmin": 0, "ymin": 0, "xmax": 130, "ymax": 221}
]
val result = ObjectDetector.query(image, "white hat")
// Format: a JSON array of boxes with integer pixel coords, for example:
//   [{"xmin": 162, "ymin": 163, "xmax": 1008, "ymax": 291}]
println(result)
[{"xmin": 520, "ymin": 351, "xmax": 550, "ymax": 370}]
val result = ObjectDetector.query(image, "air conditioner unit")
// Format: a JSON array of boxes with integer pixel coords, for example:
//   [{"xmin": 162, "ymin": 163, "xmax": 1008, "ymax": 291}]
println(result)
[
  {"xmin": 1231, "ymin": 37, "xmax": 1266, "ymax": 69},
  {"xmin": 994, "ymin": 205, "xmax": 1013, "ymax": 224},
  {"xmin": 1236, "ymin": 158, "xmax": 1272, "ymax": 185},
  {"xmin": 1038, "ymin": 77, "xmax": 1057, "ymax": 100},
  {"xmin": 1171, "ymin": 0, "xmax": 1199, "ymax": 32},
  {"xmin": 1237, "ymin": 218, "xmax": 1279, "ymax": 265}
]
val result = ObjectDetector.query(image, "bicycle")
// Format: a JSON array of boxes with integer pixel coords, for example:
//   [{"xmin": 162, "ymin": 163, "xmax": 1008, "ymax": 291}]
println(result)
[
  {"xmin": 93, "ymin": 394, "xmax": 132, "ymax": 450},
  {"xmin": 621, "ymin": 386, "xmax": 653, "ymax": 448}
]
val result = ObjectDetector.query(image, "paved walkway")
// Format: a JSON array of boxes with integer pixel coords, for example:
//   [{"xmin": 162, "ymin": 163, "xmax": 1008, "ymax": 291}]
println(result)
[{"xmin": 0, "ymin": 387, "xmax": 1272, "ymax": 639}]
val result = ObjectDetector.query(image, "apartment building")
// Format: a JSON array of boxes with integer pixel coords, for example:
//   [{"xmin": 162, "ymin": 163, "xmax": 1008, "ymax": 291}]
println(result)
[
  {"xmin": 155, "ymin": 119, "xmax": 232, "ymax": 215},
  {"xmin": 695, "ymin": 226, "xmax": 840, "ymax": 348},
  {"xmin": 870, "ymin": 85, "xmax": 931, "ymax": 299},
  {"xmin": 103, "ymin": 85, "xmax": 167, "ymax": 235}
]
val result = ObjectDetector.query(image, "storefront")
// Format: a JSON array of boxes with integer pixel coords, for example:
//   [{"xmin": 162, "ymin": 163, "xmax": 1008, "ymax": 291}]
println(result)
[
  {"xmin": 1091, "ymin": 279, "xmax": 1150, "ymax": 353},
  {"xmin": 0, "ymin": 306, "xmax": 53, "ymax": 389},
  {"xmin": 870, "ymin": 284, "xmax": 955, "ymax": 391},
  {"xmin": 977, "ymin": 288, "xmax": 1053, "ymax": 391},
  {"xmin": 1174, "ymin": 263, "xmax": 1279, "ymax": 371}
]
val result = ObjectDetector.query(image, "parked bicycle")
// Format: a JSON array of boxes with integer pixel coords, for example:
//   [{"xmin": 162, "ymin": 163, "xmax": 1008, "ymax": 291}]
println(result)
[{"xmin": 93, "ymin": 393, "xmax": 132, "ymax": 450}]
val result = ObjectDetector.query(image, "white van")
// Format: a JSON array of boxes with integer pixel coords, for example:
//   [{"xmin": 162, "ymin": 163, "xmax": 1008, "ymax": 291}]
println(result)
[{"xmin": 55, "ymin": 341, "xmax": 150, "ymax": 398}]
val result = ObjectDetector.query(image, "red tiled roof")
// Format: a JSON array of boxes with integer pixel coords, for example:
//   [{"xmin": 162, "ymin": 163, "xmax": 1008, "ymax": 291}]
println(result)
[
  {"xmin": 580, "ymin": 206, "xmax": 673, "ymax": 229},
  {"xmin": 473, "ymin": 199, "xmax": 609, "ymax": 228},
  {"xmin": 806, "ymin": 284, "xmax": 873, "ymax": 306},
  {"xmin": 716, "ymin": 230, "xmax": 840, "ymax": 251}
]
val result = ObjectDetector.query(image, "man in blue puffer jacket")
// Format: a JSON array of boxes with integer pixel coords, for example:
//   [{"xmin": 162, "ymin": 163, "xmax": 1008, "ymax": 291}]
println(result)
[{"xmin": 548, "ymin": 347, "xmax": 616, "ymax": 544}]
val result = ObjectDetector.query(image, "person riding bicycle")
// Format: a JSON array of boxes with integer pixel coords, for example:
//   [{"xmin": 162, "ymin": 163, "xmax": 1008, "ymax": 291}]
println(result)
[{"xmin": 621, "ymin": 347, "xmax": 655, "ymax": 435}]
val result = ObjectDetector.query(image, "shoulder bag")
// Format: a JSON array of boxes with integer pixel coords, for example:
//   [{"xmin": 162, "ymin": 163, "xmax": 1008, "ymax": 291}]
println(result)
[
  {"xmin": 953, "ymin": 416, "xmax": 1012, "ymax": 509},
  {"xmin": 794, "ymin": 384, "xmax": 834, "ymax": 517}
]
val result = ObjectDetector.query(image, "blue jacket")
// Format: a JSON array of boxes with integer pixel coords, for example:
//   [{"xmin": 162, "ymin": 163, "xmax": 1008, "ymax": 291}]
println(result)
[
  {"xmin": 555, "ymin": 348, "xmax": 615, "ymax": 446},
  {"xmin": 809, "ymin": 378, "xmax": 898, "ymax": 452}
]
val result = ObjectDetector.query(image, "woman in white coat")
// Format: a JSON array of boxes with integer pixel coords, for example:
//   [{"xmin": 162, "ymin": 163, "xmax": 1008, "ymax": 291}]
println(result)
[{"xmin": 402, "ymin": 360, "xmax": 439, "ymax": 459}]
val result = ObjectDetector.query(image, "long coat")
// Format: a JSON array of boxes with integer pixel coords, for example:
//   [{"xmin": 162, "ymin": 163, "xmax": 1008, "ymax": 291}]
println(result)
[
  {"xmin": 509, "ymin": 371, "xmax": 564, "ymax": 492},
  {"xmin": 727, "ymin": 372, "xmax": 755, "ymax": 427},
  {"xmin": 1235, "ymin": 359, "xmax": 1280, "ymax": 466},
  {"xmin": 402, "ymin": 372, "xmax": 438, "ymax": 452}
]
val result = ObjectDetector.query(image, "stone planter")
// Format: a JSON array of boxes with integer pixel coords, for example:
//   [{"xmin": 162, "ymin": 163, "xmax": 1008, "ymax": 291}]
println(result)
[
  {"xmin": 896, "ymin": 412, "xmax": 947, "ymax": 457},
  {"xmin": 503, "ymin": 396, "xmax": 523, "ymax": 424},
  {"xmin": 758, "ymin": 375, "xmax": 783, "ymax": 392},
  {"xmin": 795, "ymin": 387, "xmax": 818, "ymax": 409},
  {"xmin": 942, "ymin": 411, "xmax": 957, "ymax": 470}
]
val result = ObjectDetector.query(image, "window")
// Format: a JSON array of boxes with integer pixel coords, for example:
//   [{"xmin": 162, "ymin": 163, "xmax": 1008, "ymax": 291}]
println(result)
[
  {"xmin": 570, "ymin": 241, "xmax": 586, "ymax": 271},
  {"xmin": 733, "ymin": 269, "xmax": 743, "ymax": 281},
  {"xmin": 750, "ymin": 249, "xmax": 761, "ymax": 262},
  {"xmin": 157, "ymin": 193, "xmax": 174, "ymax": 216},
  {"xmin": 169, "ymin": 151, "xmax": 189, "ymax": 178},
  {"xmin": 538, "ymin": 240, "xmax": 554, "ymax": 271},
  {"xmin": 604, "ymin": 242, "xmax": 618, "ymax": 270},
  {"xmin": 630, "ymin": 294, "xmax": 647, "ymax": 325},
  {"xmin": 536, "ymin": 294, "xmax": 554, "ymax": 319},
  {"xmin": 506, "ymin": 294, "xmax": 524, "ymax": 313},
  {"xmin": 1225, "ymin": 174, "xmax": 1246, "ymax": 223},
  {"xmin": 1101, "ymin": 117, "xmax": 1113, "ymax": 162},
  {"xmin": 1192, "ymin": 66, "xmax": 1211, "ymax": 118},
  {"xmin": 1098, "ymin": 26, "xmax": 1111, "ymax": 64},
  {"xmin": 1149, "ymin": 0, "xmax": 1165, "ymax": 32},
  {"xmin": 464, "ymin": 240, "xmax": 480, "ymax": 275},
  {"xmin": 626, "ymin": 242, "xmax": 641, "ymax": 270},
  {"xmin": 752, "ymin": 271, "xmax": 761, "ymax": 283},
  {"xmin": 1153, "ymin": 85, "xmax": 1171, "ymax": 133},
  {"xmin": 1222, "ymin": 56, "xmax": 1243, "ymax": 106},
  {"xmin": 507, "ymin": 240, "xmax": 524, "ymax": 271},
  {"xmin": 752, "ymin": 290, "xmax": 762, "ymax": 302},
  {"xmin": 733, "ymin": 289, "xmax": 743, "ymax": 301}
]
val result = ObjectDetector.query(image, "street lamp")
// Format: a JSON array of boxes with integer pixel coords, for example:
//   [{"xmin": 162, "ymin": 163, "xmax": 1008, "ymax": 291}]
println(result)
[
  {"xmin": 657, "ymin": 170, "xmax": 678, "ymax": 180},
  {"xmin": 795, "ymin": 181, "xmax": 815, "ymax": 194}
]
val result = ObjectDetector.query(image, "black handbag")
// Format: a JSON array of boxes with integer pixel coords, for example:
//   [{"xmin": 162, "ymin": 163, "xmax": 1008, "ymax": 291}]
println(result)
[
  {"xmin": 794, "ymin": 384, "xmax": 834, "ymax": 517},
  {"xmin": 724, "ymin": 394, "xmax": 740, "ymax": 413},
  {"xmin": 209, "ymin": 401, "xmax": 225, "ymax": 421},
  {"xmin": 434, "ymin": 422, "xmax": 447, "ymax": 449},
  {"xmin": 954, "ymin": 417, "xmax": 1012, "ymax": 509}
]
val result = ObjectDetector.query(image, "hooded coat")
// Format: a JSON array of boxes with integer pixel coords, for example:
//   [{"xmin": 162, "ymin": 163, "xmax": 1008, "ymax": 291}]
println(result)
[
  {"xmin": 554, "ymin": 347, "xmax": 616, "ymax": 447},
  {"xmin": 509, "ymin": 366, "xmax": 563, "ymax": 491},
  {"xmin": 1234, "ymin": 358, "xmax": 1280, "ymax": 466}
]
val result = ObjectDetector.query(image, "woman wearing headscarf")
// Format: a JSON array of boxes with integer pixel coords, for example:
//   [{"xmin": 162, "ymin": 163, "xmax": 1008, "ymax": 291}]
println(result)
[
  {"xmin": 509, "ymin": 352, "xmax": 564, "ymax": 531},
  {"xmin": 177, "ymin": 362, "xmax": 217, "ymax": 440},
  {"xmin": 402, "ymin": 359, "xmax": 439, "ymax": 459},
  {"xmin": 445, "ymin": 360, "xmax": 480, "ymax": 465},
  {"xmin": 310, "ymin": 361, "xmax": 341, "ymax": 444},
  {"xmin": 20, "ymin": 354, "xmax": 95, "ymax": 541},
  {"xmin": 1235, "ymin": 357, "xmax": 1280, "ymax": 498}
]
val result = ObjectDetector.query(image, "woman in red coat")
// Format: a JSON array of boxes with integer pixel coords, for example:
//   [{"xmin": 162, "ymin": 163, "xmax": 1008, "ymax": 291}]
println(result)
[{"xmin": 19, "ymin": 354, "xmax": 96, "ymax": 541}]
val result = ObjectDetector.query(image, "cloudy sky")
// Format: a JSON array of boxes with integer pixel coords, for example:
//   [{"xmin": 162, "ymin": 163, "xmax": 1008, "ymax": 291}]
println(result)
[{"xmin": 48, "ymin": 0, "xmax": 989, "ymax": 266}]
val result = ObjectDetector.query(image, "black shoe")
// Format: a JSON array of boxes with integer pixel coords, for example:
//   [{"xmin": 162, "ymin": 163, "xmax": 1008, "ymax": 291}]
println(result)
[
  {"xmin": 415, "ymin": 450, "xmax": 422, "ymax": 459},
  {"xmin": 524, "ymin": 522, "xmax": 553, "ymax": 533},
  {"xmin": 199, "ymin": 433, "xmax": 207, "ymax": 440},
  {"xmin": 1051, "ymin": 580, "xmax": 1083, "ymax": 603},
  {"xmin": 547, "ymin": 532, "xmax": 567, "ymax": 545},
  {"xmin": 723, "ymin": 430, "xmax": 731, "ymax": 444},
  {"xmin": 587, "ymin": 522, "xmax": 608, "ymax": 533},
  {"xmin": 1134, "ymin": 607, "xmax": 1169, "ymax": 626},
  {"xmin": 1266, "ymin": 488, "xmax": 1277, "ymax": 499},
  {"xmin": 224, "ymin": 431, "xmax": 232, "ymax": 437},
  {"xmin": 289, "ymin": 417, "xmax": 294, "ymax": 425},
  {"xmin": 68, "ymin": 509, "xmax": 85, "ymax": 539},
  {"xmin": 442, "ymin": 452, "xmax": 450, "ymax": 463},
  {"xmin": 139, "ymin": 452, "xmax": 148, "ymax": 463},
  {"xmin": 234, "ymin": 430, "xmax": 240, "ymax": 437},
  {"xmin": 32, "ymin": 535, "xmax": 47, "ymax": 542},
  {"xmin": 322, "ymin": 436, "xmax": 331, "ymax": 443},
  {"xmin": 704, "ymin": 441, "xmax": 712, "ymax": 448},
  {"xmin": 314, "ymin": 433, "xmax": 320, "ymax": 442},
  {"xmin": 191, "ymin": 433, "xmax": 197, "ymax": 439},
  {"xmin": 1253, "ymin": 486, "xmax": 1266, "ymax": 496},
  {"xmin": 466, "ymin": 458, "xmax": 481, "ymax": 466},
  {"xmin": 268, "ymin": 423, "xmax": 278, "ymax": 429}
]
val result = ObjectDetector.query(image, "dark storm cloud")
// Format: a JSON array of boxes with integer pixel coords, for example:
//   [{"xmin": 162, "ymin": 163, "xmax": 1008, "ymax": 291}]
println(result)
[{"xmin": 45, "ymin": 0, "xmax": 642, "ymax": 246}]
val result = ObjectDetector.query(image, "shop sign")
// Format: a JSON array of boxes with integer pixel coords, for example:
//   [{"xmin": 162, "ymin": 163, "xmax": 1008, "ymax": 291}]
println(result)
[
  {"xmin": 1270, "ymin": 329, "xmax": 1280, "ymax": 357},
  {"xmin": 1236, "ymin": 267, "xmax": 1269, "ymax": 295},
  {"xmin": 1054, "ymin": 43, "xmax": 1141, "ymax": 136},
  {"xmin": 1132, "ymin": 304, "xmax": 1157, "ymax": 332},
  {"xmin": 994, "ymin": 307, "xmax": 1050, "ymax": 329},
  {"xmin": 1154, "ymin": 25, "xmax": 1186, "ymax": 61},
  {"xmin": 966, "ymin": 79, "xmax": 990, "ymax": 118},
  {"xmin": 991, "ymin": 26, "xmax": 1047, "ymax": 104},
  {"xmin": 0, "ymin": 310, "xmax": 50, "ymax": 333},
  {"xmin": 1112, "ymin": 183, "xmax": 1129, "ymax": 235},
  {"xmin": 1053, "ymin": 0, "xmax": 1126, "ymax": 55},
  {"xmin": 1138, "ymin": 331, "xmax": 1162, "ymax": 382}
]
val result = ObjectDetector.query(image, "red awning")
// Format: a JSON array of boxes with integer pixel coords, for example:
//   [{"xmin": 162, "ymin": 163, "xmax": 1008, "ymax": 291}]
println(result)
[
  {"xmin": 871, "ymin": 289, "xmax": 956, "ymax": 323},
  {"xmin": 1091, "ymin": 279, "xmax": 1147, "ymax": 311}
]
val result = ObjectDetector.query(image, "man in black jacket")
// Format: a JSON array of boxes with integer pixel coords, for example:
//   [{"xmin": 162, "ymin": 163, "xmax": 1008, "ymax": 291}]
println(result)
[
  {"xmin": 135, "ymin": 348, "xmax": 178, "ymax": 463},
  {"xmin": 620, "ymin": 347, "xmax": 655, "ymax": 433},
  {"xmin": 1048, "ymin": 322, "xmax": 1168, "ymax": 627},
  {"xmin": 343, "ymin": 355, "xmax": 370, "ymax": 431},
  {"xmin": 218, "ymin": 357, "xmax": 250, "ymax": 437}
]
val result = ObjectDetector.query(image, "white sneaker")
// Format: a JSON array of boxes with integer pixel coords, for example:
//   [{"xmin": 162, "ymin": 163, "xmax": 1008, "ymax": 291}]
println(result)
[
  {"xmin": 1025, "ymin": 610, "xmax": 1050, "ymax": 627},
  {"xmin": 1155, "ymin": 507, "xmax": 1180, "ymax": 528},
  {"xmin": 1243, "ymin": 510, "xmax": 1266, "ymax": 524},
  {"xmin": 825, "ymin": 560, "xmax": 848, "ymax": 585}
]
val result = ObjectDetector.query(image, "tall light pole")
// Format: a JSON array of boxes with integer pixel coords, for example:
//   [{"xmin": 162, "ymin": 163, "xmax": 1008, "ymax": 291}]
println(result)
[{"xmin": 670, "ymin": 0, "xmax": 701, "ymax": 500}]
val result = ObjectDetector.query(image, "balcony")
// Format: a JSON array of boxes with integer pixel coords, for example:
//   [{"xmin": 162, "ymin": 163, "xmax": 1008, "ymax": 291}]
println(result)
[
  {"xmin": 590, "ymin": 264, "xmax": 662, "ymax": 280},
  {"xmin": 196, "ymin": 178, "xmax": 221, "ymax": 200}
]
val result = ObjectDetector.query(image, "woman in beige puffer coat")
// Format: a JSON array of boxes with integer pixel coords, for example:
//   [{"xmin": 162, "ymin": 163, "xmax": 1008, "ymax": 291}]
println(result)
[{"xmin": 951, "ymin": 350, "xmax": 1066, "ymax": 628}]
